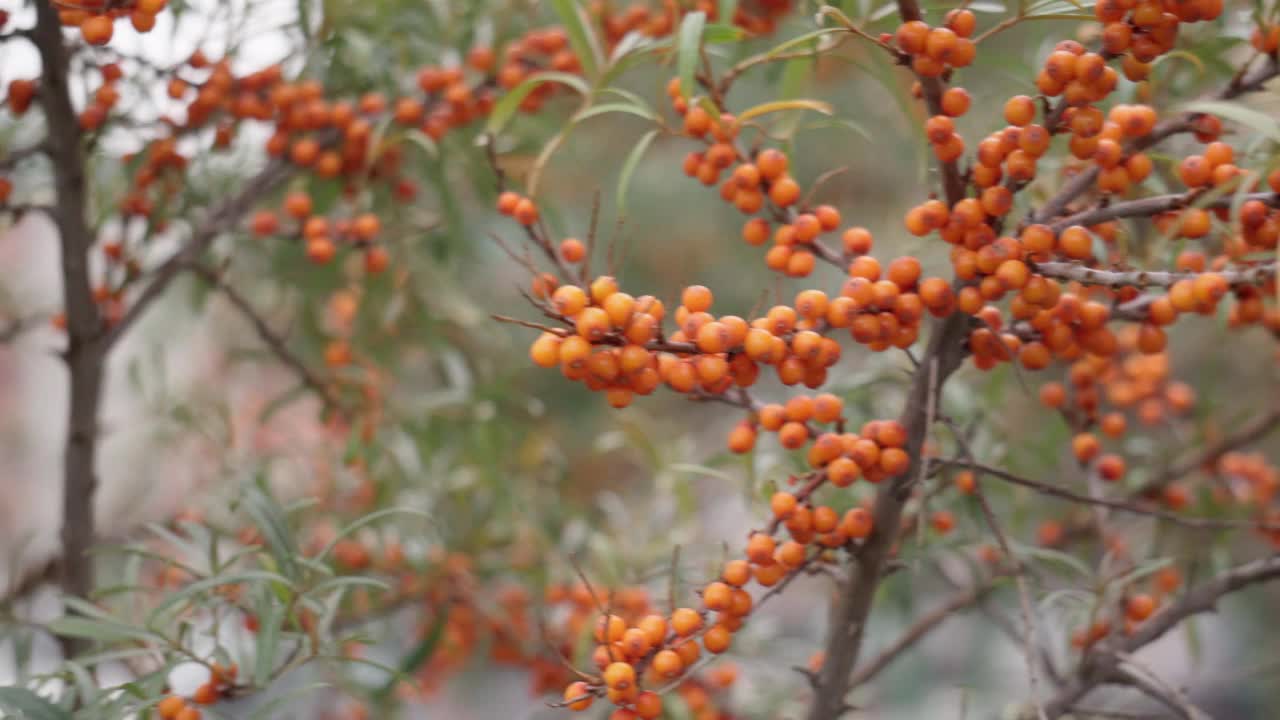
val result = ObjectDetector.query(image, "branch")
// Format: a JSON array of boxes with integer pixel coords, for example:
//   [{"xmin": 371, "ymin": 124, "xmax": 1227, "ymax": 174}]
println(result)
[
  {"xmin": 0, "ymin": 141, "xmax": 48, "ymax": 171},
  {"xmin": 102, "ymin": 158, "xmax": 296, "ymax": 350},
  {"xmin": 1130, "ymin": 406, "xmax": 1280, "ymax": 499},
  {"xmin": 1029, "ymin": 55, "xmax": 1279, "ymax": 226},
  {"xmin": 1040, "ymin": 554, "xmax": 1280, "ymax": 718},
  {"xmin": 1113, "ymin": 654, "xmax": 1212, "ymax": 720},
  {"xmin": 847, "ymin": 577, "xmax": 998, "ymax": 688},
  {"xmin": 1033, "ymin": 260, "xmax": 1275, "ymax": 290},
  {"xmin": 946, "ymin": 459, "xmax": 1277, "ymax": 531},
  {"xmin": 32, "ymin": 0, "xmax": 105, "ymax": 657},
  {"xmin": 1047, "ymin": 191, "xmax": 1280, "ymax": 233},
  {"xmin": 190, "ymin": 264, "xmax": 346, "ymax": 414}
]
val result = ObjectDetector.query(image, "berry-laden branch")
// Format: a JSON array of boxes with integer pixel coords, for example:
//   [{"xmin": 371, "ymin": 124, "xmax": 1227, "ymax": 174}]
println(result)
[
  {"xmin": 101, "ymin": 157, "xmax": 298, "ymax": 350},
  {"xmin": 1130, "ymin": 406, "xmax": 1280, "ymax": 500},
  {"xmin": 1047, "ymin": 190, "xmax": 1280, "ymax": 233},
  {"xmin": 1040, "ymin": 554, "xmax": 1280, "ymax": 718},
  {"xmin": 1029, "ymin": 55, "xmax": 1280, "ymax": 226},
  {"xmin": 31, "ymin": 0, "xmax": 105, "ymax": 652},
  {"xmin": 947, "ymin": 459, "xmax": 1279, "ymax": 531},
  {"xmin": 1034, "ymin": 260, "xmax": 1276, "ymax": 290}
]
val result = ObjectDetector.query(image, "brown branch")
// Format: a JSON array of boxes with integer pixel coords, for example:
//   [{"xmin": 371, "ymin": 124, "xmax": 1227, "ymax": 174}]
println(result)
[
  {"xmin": 1039, "ymin": 554, "xmax": 1280, "ymax": 718},
  {"xmin": 190, "ymin": 264, "xmax": 346, "ymax": 414},
  {"xmin": 803, "ymin": 2, "xmax": 974, "ymax": 715},
  {"xmin": 847, "ymin": 577, "xmax": 998, "ymax": 688},
  {"xmin": 101, "ymin": 158, "xmax": 296, "ymax": 350},
  {"xmin": 32, "ymin": 0, "xmax": 105, "ymax": 658},
  {"xmin": 1047, "ymin": 191, "xmax": 1279, "ymax": 233},
  {"xmin": 1029, "ymin": 56, "xmax": 1279, "ymax": 226},
  {"xmin": 1033, "ymin": 260, "xmax": 1275, "ymax": 290},
  {"xmin": 1130, "ymin": 406, "xmax": 1280, "ymax": 500},
  {"xmin": 946, "ymin": 460, "xmax": 1277, "ymax": 531}
]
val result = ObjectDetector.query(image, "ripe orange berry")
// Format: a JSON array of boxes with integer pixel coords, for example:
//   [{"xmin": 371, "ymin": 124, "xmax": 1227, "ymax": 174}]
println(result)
[
  {"xmin": 1096, "ymin": 453, "xmax": 1126, "ymax": 482},
  {"xmin": 80, "ymin": 14, "xmax": 114, "ymax": 45},
  {"xmin": 703, "ymin": 581, "xmax": 732, "ymax": 611},
  {"xmin": 603, "ymin": 661, "xmax": 636, "ymax": 690},
  {"xmin": 722, "ymin": 559, "xmax": 751, "ymax": 587},
  {"xmin": 192, "ymin": 683, "xmax": 218, "ymax": 705},
  {"xmin": 671, "ymin": 607, "xmax": 703, "ymax": 636},
  {"xmin": 756, "ymin": 148, "xmax": 788, "ymax": 180},
  {"xmin": 305, "ymin": 237, "xmax": 335, "ymax": 264},
  {"xmin": 703, "ymin": 625, "xmax": 732, "ymax": 654},
  {"xmin": 930, "ymin": 510, "xmax": 955, "ymax": 534},
  {"xmin": 634, "ymin": 691, "xmax": 663, "ymax": 719},
  {"xmin": 769, "ymin": 176, "xmax": 801, "ymax": 207},
  {"xmin": 175, "ymin": 708, "xmax": 202, "ymax": 720},
  {"xmin": 1004, "ymin": 95, "xmax": 1036, "ymax": 126},
  {"xmin": 158, "ymin": 696, "xmax": 186, "ymax": 720},
  {"xmin": 770, "ymin": 491, "xmax": 798, "ymax": 519},
  {"xmin": 513, "ymin": 197, "xmax": 539, "ymax": 226},
  {"xmin": 1072, "ymin": 433, "xmax": 1100, "ymax": 463},
  {"xmin": 1058, "ymin": 225, "xmax": 1093, "ymax": 260},
  {"xmin": 746, "ymin": 532, "xmax": 775, "ymax": 564},
  {"xmin": 651, "ymin": 649, "xmax": 683, "ymax": 679},
  {"xmin": 496, "ymin": 191, "xmax": 520, "ymax": 215},
  {"xmin": 1126, "ymin": 593, "xmax": 1156, "ymax": 622},
  {"xmin": 564, "ymin": 681, "xmax": 594, "ymax": 711}
]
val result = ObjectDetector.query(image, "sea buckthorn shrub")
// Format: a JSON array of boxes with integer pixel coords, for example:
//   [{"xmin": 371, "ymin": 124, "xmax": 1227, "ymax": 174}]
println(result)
[{"xmin": 2, "ymin": 0, "xmax": 1280, "ymax": 718}]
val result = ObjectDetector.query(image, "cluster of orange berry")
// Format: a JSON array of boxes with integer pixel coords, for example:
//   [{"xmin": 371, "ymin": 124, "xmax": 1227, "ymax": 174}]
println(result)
[
  {"xmin": 153, "ymin": 662, "xmax": 237, "ymax": 720},
  {"xmin": 560, "ymin": 563, "xmax": 764, "ymax": 716},
  {"xmin": 248, "ymin": 190, "xmax": 389, "ymax": 272},
  {"xmin": 1095, "ymin": 0, "xmax": 1222, "ymax": 65},
  {"xmin": 55, "ymin": 0, "xmax": 167, "ymax": 44},
  {"xmin": 1070, "ymin": 565, "xmax": 1183, "ymax": 650},
  {"xmin": 889, "ymin": 9, "xmax": 978, "ymax": 78}
]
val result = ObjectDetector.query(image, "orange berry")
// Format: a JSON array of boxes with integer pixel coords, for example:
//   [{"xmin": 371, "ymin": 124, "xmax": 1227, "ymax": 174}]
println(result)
[
  {"xmin": 158, "ymin": 696, "xmax": 186, "ymax": 720},
  {"xmin": 1126, "ymin": 593, "xmax": 1156, "ymax": 622},
  {"xmin": 1097, "ymin": 453, "xmax": 1126, "ymax": 482},
  {"xmin": 192, "ymin": 683, "xmax": 218, "ymax": 705},
  {"xmin": 1072, "ymin": 433, "xmax": 1100, "ymax": 463},
  {"xmin": 603, "ymin": 661, "xmax": 636, "ymax": 690},
  {"xmin": 564, "ymin": 682, "xmax": 594, "ymax": 711},
  {"xmin": 1004, "ymin": 95, "xmax": 1036, "ymax": 126},
  {"xmin": 513, "ymin": 197, "xmax": 539, "ymax": 225},
  {"xmin": 80, "ymin": 14, "xmax": 114, "ymax": 45},
  {"xmin": 671, "ymin": 607, "xmax": 703, "ymax": 636},
  {"xmin": 651, "ymin": 649, "xmax": 683, "ymax": 679}
]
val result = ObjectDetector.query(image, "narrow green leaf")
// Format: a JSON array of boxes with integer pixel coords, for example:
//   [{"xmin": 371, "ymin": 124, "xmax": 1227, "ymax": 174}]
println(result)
[
  {"xmin": 756, "ymin": 27, "xmax": 844, "ymax": 61},
  {"xmin": 46, "ymin": 616, "xmax": 161, "ymax": 645},
  {"xmin": 676, "ymin": 11, "xmax": 708, "ymax": 102},
  {"xmin": 1182, "ymin": 100, "xmax": 1280, "ymax": 144},
  {"xmin": 0, "ymin": 688, "xmax": 71, "ymax": 720},
  {"xmin": 615, "ymin": 129, "xmax": 660, "ymax": 217},
  {"xmin": 737, "ymin": 98, "xmax": 834, "ymax": 123},
  {"xmin": 253, "ymin": 600, "xmax": 287, "ymax": 686},
  {"xmin": 550, "ymin": 0, "xmax": 603, "ymax": 79},
  {"xmin": 482, "ymin": 71, "xmax": 589, "ymax": 137},
  {"xmin": 702, "ymin": 23, "xmax": 746, "ymax": 43},
  {"xmin": 148, "ymin": 570, "xmax": 292, "ymax": 623},
  {"xmin": 573, "ymin": 101, "xmax": 658, "ymax": 123},
  {"xmin": 243, "ymin": 484, "xmax": 301, "ymax": 581}
]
